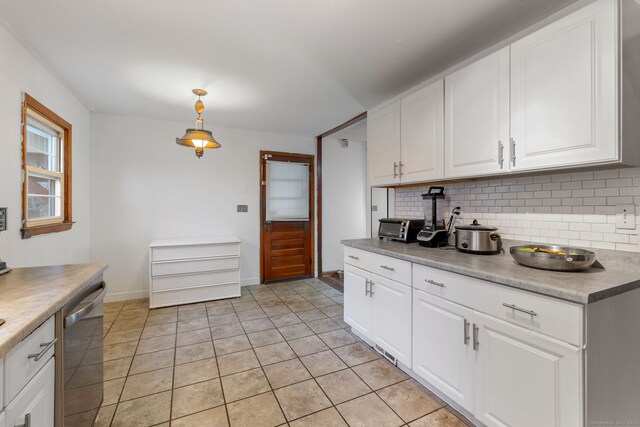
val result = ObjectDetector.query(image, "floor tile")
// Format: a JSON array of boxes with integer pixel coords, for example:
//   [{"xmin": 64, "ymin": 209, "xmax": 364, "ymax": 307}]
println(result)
[
  {"xmin": 320, "ymin": 305, "xmax": 343, "ymax": 318},
  {"xmin": 178, "ymin": 302, "xmax": 206, "ymax": 311},
  {"xmin": 177, "ymin": 307, "xmax": 208, "ymax": 322},
  {"xmin": 217, "ymin": 348, "xmax": 260, "ymax": 376},
  {"xmin": 278, "ymin": 323, "xmax": 314, "ymax": 340},
  {"xmin": 103, "ymin": 357, "xmax": 132, "ymax": 381},
  {"xmin": 104, "ymin": 328, "xmax": 143, "ymax": 345},
  {"xmin": 111, "ymin": 390, "xmax": 171, "ymax": 427},
  {"xmin": 254, "ymin": 341, "xmax": 297, "ymax": 366},
  {"xmin": 120, "ymin": 367, "xmax": 173, "ymax": 401},
  {"xmin": 377, "ymin": 379, "xmax": 444, "ymax": 422},
  {"xmin": 247, "ymin": 329, "xmax": 285, "ymax": 347},
  {"xmin": 289, "ymin": 407, "xmax": 347, "ymax": 427},
  {"xmin": 262, "ymin": 305, "xmax": 293, "ymax": 317},
  {"xmin": 316, "ymin": 369, "xmax": 371, "ymax": 404},
  {"xmin": 148, "ymin": 306, "xmax": 178, "ymax": 316},
  {"xmin": 263, "ymin": 358, "xmax": 312, "ymax": 389},
  {"xmin": 270, "ymin": 313, "xmax": 302, "ymax": 327},
  {"xmin": 352, "ymin": 359, "xmax": 409, "ymax": 390},
  {"xmin": 287, "ymin": 301, "xmax": 316, "ymax": 312},
  {"xmin": 237, "ymin": 308, "xmax": 267, "ymax": 322},
  {"xmin": 274, "ymin": 379, "xmax": 332, "ymax": 421},
  {"xmin": 288, "ymin": 335, "xmax": 329, "ymax": 357},
  {"xmin": 209, "ymin": 313, "xmax": 241, "ymax": 326},
  {"xmin": 103, "ymin": 377, "xmax": 125, "ymax": 405},
  {"xmin": 172, "ymin": 378, "xmax": 225, "ymax": 419},
  {"xmin": 141, "ymin": 322, "xmax": 177, "ymax": 339},
  {"xmin": 117, "ymin": 308, "xmax": 149, "ymax": 320},
  {"xmin": 221, "ymin": 367, "xmax": 271, "ymax": 402},
  {"xmin": 173, "ymin": 357, "xmax": 219, "ymax": 388},
  {"xmin": 129, "ymin": 348, "xmax": 175, "ymax": 374},
  {"xmin": 233, "ymin": 301, "xmax": 261, "ymax": 312},
  {"xmin": 94, "ymin": 404, "xmax": 116, "ymax": 427},
  {"xmin": 104, "ymin": 341, "xmax": 138, "ymax": 361},
  {"xmin": 175, "ymin": 341, "xmax": 215, "ymax": 365},
  {"xmin": 207, "ymin": 304, "xmax": 236, "ymax": 316},
  {"xmin": 337, "ymin": 393, "xmax": 404, "ymax": 427},
  {"xmin": 214, "ymin": 334, "xmax": 252, "ymax": 355},
  {"xmin": 306, "ymin": 317, "xmax": 341, "ymax": 334},
  {"xmin": 210, "ymin": 322, "xmax": 245, "ymax": 339},
  {"xmin": 176, "ymin": 327, "xmax": 212, "ymax": 347},
  {"xmin": 111, "ymin": 316, "xmax": 147, "ymax": 332},
  {"xmin": 318, "ymin": 329, "xmax": 358, "ymax": 348},
  {"xmin": 145, "ymin": 313, "xmax": 177, "ymax": 326},
  {"xmin": 177, "ymin": 317, "xmax": 210, "ymax": 333},
  {"xmin": 227, "ymin": 392, "xmax": 286, "ymax": 427},
  {"xmin": 136, "ymin": 334, "xmax": 175, "ymax": 354},
  {"xmin": 171, "ymin": 406, "xmax": 229, "ymax": 427},
  {"xmin": 300, "ymin": 350, "xmax": 348, "ymax": 377},
  {"xmin": 296, "ymin": 308, "xmax": 327, "ymax": 322},
  {"xmin": 241, "ymin": 318, "xmax": 275, "ymax": 333},
  {"xmin": 333, "ymin": 342, "xmax": 379, "ymax": 366},
  {"xmin": 409, "ymin": 407, "xmax": 470, "ymax": 427}
]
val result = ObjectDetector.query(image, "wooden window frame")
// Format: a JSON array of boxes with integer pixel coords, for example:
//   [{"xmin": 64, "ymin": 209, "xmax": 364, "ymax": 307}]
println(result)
[{"xmin": 21, "ymin": 93, "xmax": 73, "ymax": 239}]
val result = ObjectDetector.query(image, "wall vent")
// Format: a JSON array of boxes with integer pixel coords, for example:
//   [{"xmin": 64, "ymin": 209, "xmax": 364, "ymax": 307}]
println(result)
[{"xmin": 374, "ymin": 344, "xmax": 397, "ymax": 365}]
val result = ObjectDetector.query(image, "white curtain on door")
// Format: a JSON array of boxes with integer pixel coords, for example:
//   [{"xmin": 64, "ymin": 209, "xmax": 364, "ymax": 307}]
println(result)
[{"xmin": 266, "ymin": 160, "xmax": 310, "ymax": 221}]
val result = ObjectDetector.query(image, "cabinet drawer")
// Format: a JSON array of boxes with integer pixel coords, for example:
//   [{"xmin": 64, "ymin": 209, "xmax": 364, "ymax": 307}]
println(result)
[
  {"xmin": 151, "ymin": 269, "xmax": 239, "ymax": 292},
  {"xmin": 344, "ymin": 247, "xmax": 411, "ymax": 284},
  {"xmin": 151, "ymin": 283, "xmax": 240, "ymax": 308},
  {"xmin": 152, "ymin": 256, "xmax": 239, "ymax": 277},
  {"xmin": 151, "ymin": 243, "xmax": 240, "ymax": 262},
  {"xmin": 4, "ymin": 316, "xmax": 55, "ymax": 406}
]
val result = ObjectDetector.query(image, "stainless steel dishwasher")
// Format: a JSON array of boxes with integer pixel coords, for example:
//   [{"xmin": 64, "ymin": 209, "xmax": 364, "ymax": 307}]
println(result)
[{"xmin": 61, "ymin": 280, "xmax": 106, "ymax": 426}]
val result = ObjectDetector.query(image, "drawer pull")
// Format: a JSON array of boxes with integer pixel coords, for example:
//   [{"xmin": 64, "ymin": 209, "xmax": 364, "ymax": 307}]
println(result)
[
  {"xmin": 502, "ymin": 303, "xmax": 538, "ymax": 317},
  {"xmin": 27, "ymin": 337, "xmax": 57, "ymax": 362},
  {"xmin": 348, "ymin": 255, "xmax": 359, "ymax": 260},
  {"xmin": 380, "ymin": 265, "xmax": 395, "ymax": 271},
  {"xmin": 426, "ymin": 279, "xmax": 445, "ymax": 288},
  {"xmin": 369, "ymin": 281, "xmax": 375, "ymax": 296},
  {"xmin": 472, "ymin": 324, "xmax": 479, "ymax": 351},
  {"xmin": 365, "ymin": 279, "xmax": 370, "ymax": 296},
  {"xmin": 463, "ymin": 319, "xmax": 470, "ymax": 345},
  {"xmin": 16, "ymin": 413, "xmax": 31, "ymax": 427}
]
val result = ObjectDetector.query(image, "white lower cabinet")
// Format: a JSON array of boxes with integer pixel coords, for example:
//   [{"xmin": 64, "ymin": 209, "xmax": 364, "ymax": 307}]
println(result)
[
  {"xmin": 413, "ymin": 289, "xmax": 474, "ymax": 411},
  {"xmin": 5, "ymin": 357, "xmax": 54, "ymax": 427},
  {"xmin": 474, "ymin": 312, "xmax": 582, "ymax": 427},
  {"xmin": 0, "ymin": 410, "xmax": 5, "ymax": 427},
  {"xmin": 344, "ymin": 264, "xmax": 411, "ymax": 366}
]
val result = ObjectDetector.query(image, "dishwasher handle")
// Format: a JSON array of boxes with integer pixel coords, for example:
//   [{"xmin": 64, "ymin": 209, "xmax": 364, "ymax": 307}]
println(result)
[{"xmin": 64, "ymin": 281, "xmax": 107, "ymax": 328}]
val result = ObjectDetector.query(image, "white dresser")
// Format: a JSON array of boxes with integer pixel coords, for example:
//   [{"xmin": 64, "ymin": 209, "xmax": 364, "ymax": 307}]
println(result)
[{"xmin": 149, "ymin": 237, "xmax": 241, "ymax": 308}]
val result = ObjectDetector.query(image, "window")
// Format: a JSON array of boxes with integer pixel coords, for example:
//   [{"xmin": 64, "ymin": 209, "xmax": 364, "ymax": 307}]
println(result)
[{"xmin": 21, "ymin": 93, "xmax": 73, "ymax": 238}]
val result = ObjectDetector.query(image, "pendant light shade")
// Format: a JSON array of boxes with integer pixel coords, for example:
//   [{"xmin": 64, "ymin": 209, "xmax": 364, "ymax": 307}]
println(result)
[{"xmin": 176, "ymin": 89, "xmax": 221, "ymax": 158}]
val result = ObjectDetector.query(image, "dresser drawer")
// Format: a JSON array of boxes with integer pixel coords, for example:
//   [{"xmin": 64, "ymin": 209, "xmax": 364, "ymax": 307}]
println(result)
[
  {"xmin": 151, "ymin": 242, "xmax": 240, "ymax": 262},
  {"xmin": 4, "ymin": 316, "xmax": 55, "ymax": 405},
  {"xmin": 151, "ymin": 283, "xmax": 241, "ymax": 308},
  {"xmin": 152, "ymin": 256, "xmax": 239, "ymax": 277},
  {"xmin": 344, "ymin": 247, "xmax": 411, "ymax": 284},
  {"xmin": 151, "ymin": 269, "xmax": 240, "ymax": 292}
]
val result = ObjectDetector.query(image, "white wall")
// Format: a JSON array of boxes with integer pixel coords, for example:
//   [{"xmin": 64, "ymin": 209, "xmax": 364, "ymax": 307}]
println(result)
[
  {"xmin": 0, "ymin": 24, "xmax": 92, "ymax": 267},
  {"xmin": 90, "ymin": 114, "xmax": 315, "ymax": 301},
  {"xmin": 322, "ymin": 138, "xmax": 367, "ymax": 272}
]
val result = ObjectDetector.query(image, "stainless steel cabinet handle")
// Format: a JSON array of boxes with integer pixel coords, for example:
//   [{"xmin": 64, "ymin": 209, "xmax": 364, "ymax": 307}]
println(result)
[
  {"xmin": 369, "ymin": 281, "xmax": 375, "ymax": 296},
  {"xmin": 365, "ymin": 279, "xmax": 370, "ymax": 296},
  {"xmin": 16, "ymin": 413, "xmax": 31, "ymax": 427},
  {"xmin": 399, "ymin": 162, "xmax": 404, "ymax": 176},
  {"xmin": 426, "ymin": 279, "xmax": 445, "ymax": 288},
  {"xmin": 393, "ymin": 162, "xmax": 398, "ymax": 178},
  {"xmin": 380, "ymin": 265, "xmax": 395, "ymax": 271},
  {"xmin": 27, "ymin": 338, "xmax": 57, "ymax": 362},
  {"xmin": 472, "ymin": 324, "xmax": 479, "ymax": 351},
  {"xmin": 502, "ymin": 303, "xmax": 537, "ymax": 317},
  {"xmin": 510, "ymin": 138, "xmax": 516, "ymax": 167},
  {"xmin": 498, "ymin": 140, "xmax": 504, "ymax": 169},
  {"xmin": 348, "ymin": 255, "xmax": 359, "ymax": 260},
  {"xmin": 464, "ymin": 319, "xmax": 470, "ymax": 345},
  {"xmin": 65, "ymin": 281, "xmax": 107, "ymax": 328}
]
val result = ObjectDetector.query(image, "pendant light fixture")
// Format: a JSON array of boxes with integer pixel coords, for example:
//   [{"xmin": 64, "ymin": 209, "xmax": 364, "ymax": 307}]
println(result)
[{"xmin": 176, "ymin": 89, "xmax": 221, "ymax": 158}]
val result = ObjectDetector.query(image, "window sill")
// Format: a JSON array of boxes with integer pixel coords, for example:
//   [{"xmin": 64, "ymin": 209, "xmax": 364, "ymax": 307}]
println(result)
[{"xmin": 21, "ymin": 221, "xmax": 73, "ymax": 239}]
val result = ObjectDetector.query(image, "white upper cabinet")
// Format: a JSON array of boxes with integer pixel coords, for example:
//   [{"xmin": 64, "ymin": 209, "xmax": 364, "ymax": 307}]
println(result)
[
  {"xmin": 368, "ymin": 101, "xmax": 401, "ymax": 186},
  {"xmin": 400, "ymin": 80, "xmax": 444, "ymax": 183},
  {"xmin": 510, "ymin": 0, "xmax": 617, "ymax": 171},
  {"xmin": 444, "ymin": 47, "xmax": 510, "ymax": 179}
]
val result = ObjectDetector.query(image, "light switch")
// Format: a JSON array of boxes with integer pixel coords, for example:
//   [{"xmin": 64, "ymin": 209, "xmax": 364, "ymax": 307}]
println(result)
[
  {"xmin": 237, "ymin": 205, "xmax": 248, "ymax": 213},
  {"xmin": 616, "ymin": 205, "xmax": 636, "ymax": 230}
]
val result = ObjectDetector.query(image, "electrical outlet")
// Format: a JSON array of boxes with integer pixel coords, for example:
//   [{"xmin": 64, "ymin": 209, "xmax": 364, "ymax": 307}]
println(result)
[
  {"xmin": 616, "ymin": 205, "xmax": 636, "ymax": 230},
  {"xmin": 0, "ymin": 207, "xmax": 6, "ymax": 232},
  {"xmin": 237, "ymin": 205, "xmax": 248, "ymax": 213},
  {"xmin": 371, "ymin": 205, "xmax": 378, "ymax": 212}
]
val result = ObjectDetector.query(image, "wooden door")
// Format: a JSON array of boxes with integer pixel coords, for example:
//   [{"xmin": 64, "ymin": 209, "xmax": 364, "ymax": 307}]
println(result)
[
  {"xmin": 444, "ymin": 47, "xmax": 510, "ymax": 178},
  {"xmin": 413, "ymin": 290, "xmax": 475, "ymax": 412},
  {"xmin": 474, "ymin": 312, "xmax": 582, "ymax": 427},
  {"xmin": 368, "ymin": 101, "xmax": 401, "ymax": 186},
  {"xmin": 343, "ymin": 265, "xmax": 371, "ymax": 338},
  {"xmin": 400, "ymin": 79, "xmax": 444, "ymax": 183},
  {"xmin": 260, "ymin": 151, "xmax": 314, "ymax": 283},
  {"xmin": 510, "ymin": 0, "xmax": 617, "ymax": 171}
]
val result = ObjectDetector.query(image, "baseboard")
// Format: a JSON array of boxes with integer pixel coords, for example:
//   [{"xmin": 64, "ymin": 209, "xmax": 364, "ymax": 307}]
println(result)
[
  {"xmin": 105, "ymin": 278, "xmax": 261, "ymax": 302},
  {"xmin": 241, "ymin": 277, "xmax": 260, "ymax": 286}
]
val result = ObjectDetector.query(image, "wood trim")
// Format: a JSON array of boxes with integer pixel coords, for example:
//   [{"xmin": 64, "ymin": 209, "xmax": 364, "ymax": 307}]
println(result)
[
  {"xmin": 21, "ymin": 93, "xmax": 73, "ymax": 239},
  {"xmin": 316, "ymin": 112, "xmax": 367, "ymax": 277},
  {"xmin": 260, "ymin": 150, "xmax": 315, "ymax": 283}
]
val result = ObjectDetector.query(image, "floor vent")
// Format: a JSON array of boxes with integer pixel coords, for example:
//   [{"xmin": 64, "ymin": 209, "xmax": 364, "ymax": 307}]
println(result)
[{"xmin": 374, "ymin": 344, "xmax": 397, "ymax": 365}]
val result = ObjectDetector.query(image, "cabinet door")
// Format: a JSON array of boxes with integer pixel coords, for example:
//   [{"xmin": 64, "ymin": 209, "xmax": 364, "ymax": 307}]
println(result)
[
  {"xmin": 368, "ymin": 101, "xmax": 401, "ymax": 186},
  {"xmin": 369, "ymin": 274, "xmax": 412, "ymax": 366},
  {"xmin": 444, "ymin": 47, "xmax": 510, "ymax": 178},
  {"xmin": 510, "ymin": 0, "xmax": 617, "ymax": 171},
  {"xmin": 474, "ymin": 312, "xmax": 582, "ymax": 427},
  {"xmin": 0, "ymin": 410, "xmax": 5, "ymax": 427},
  {"xmin": 5, "ymin": 357, "xmax": 55, "ymax": 427},
  {"xmin": 400, "ymin": 80, "xmax": 444, "ymax": 183},
  {"xmin": 343, "ymin": 265, "xmax": 371, "ymax": 339},
  {"xmin": 413, "ymin": 290, "xmax": 475, "ymax": 411}
]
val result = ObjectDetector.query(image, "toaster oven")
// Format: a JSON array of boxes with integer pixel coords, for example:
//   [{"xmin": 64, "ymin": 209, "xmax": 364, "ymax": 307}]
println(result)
[{"xmin": 378, "ymin": 218, "xmax": 424, "ymax": 243}]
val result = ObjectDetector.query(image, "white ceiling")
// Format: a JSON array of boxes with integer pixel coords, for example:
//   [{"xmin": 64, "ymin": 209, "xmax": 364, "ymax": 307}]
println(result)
[{"xmin": 0, "ymin": 0, "xmax": 576, "ymax": 136}]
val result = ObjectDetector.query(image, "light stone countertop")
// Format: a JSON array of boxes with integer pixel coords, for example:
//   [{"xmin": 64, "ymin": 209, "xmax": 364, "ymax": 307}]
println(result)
[
  {"xmin": 342, "ymin": 238, "xmax": 640, "ymax": 304},
  {"xmin": 0, "ymin": 262, "xmax": 108, "ymax": 358}
]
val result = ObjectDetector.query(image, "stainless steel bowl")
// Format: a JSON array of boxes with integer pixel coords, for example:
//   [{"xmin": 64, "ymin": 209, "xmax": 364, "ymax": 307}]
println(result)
[{"xmin": 510, "ymin": 245, "xmax": 596, "ymax": 271}]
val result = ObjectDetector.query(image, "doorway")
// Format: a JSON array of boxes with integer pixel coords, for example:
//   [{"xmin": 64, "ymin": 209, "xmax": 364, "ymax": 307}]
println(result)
[{"xmin": 260, "ymin": 151, "xmax": 315, "ymax": 283}]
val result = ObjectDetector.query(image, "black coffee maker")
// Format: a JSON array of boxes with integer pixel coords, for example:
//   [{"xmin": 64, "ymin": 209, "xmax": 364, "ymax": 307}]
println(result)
[{"xmin": 417, "ymin": 186, "xmax": 447, "ymax": 248}]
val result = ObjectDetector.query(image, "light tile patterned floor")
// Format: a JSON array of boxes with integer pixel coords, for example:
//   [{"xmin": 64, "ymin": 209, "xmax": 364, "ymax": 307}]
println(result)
[{"xmin": 97, "ymin": 279, "xmax": 472, "ymax": 427}]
